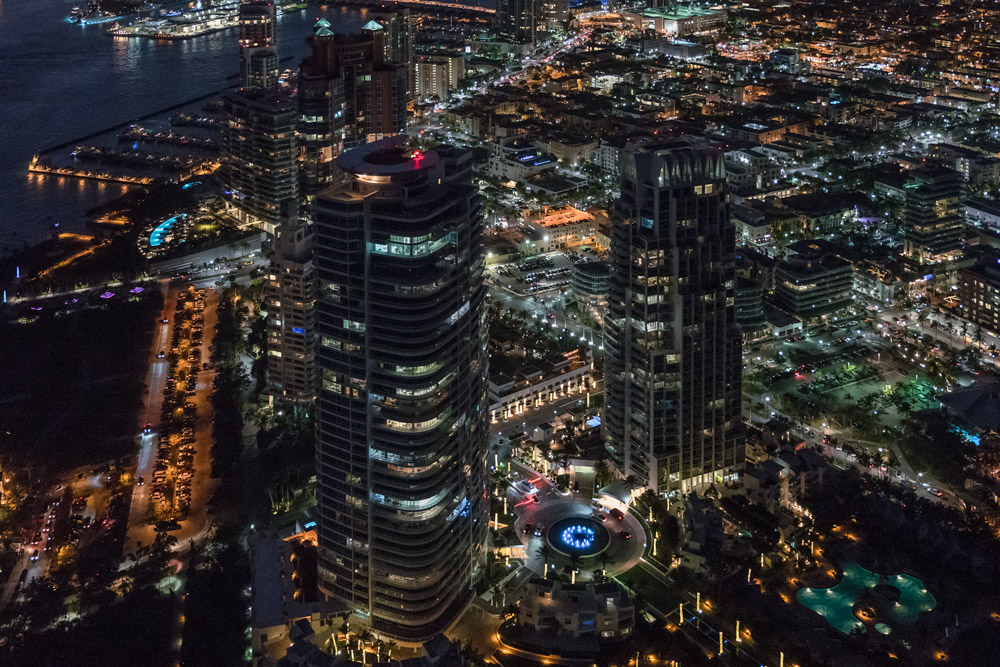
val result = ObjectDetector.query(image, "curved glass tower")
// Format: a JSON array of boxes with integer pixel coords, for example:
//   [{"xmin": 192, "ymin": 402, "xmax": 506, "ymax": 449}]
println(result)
[{"xmin": 313, "ymin": 138, "xmax": 488, "ymax": 641}]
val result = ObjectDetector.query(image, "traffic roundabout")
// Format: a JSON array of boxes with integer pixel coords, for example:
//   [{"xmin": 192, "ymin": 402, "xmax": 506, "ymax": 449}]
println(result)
[{"xmin": 548, "ymin": 517, "xmax": 610, "ymax": 557}]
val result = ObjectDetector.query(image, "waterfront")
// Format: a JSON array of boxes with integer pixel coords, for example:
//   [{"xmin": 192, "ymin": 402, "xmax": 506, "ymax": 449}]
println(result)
[{"xmin": 0, "ymin": 0, "xmax": 369, "ymax": 256}]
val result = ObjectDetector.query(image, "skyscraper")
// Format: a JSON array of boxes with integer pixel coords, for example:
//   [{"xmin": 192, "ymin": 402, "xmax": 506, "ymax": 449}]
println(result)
[
  {"xmin": 368, "ymin": 7, "xmax": 414, "ymax": 100},
  {"xmin": 902, "ymin": 165, "xmax": 965, "ymax": 265},
  {"xmin": 340, "ymin": 26, "xmax": 408, "ymax": 148},
  {"xmin": 238, "ymin": 0, "xmax": 278, "ymax": 89},
  {"xmin": 298, "ymin": 19, "xmax": 346, "ymax": 202},
  {"xmin": 496, "ymin": 0, "xmax": 536, "ymax": 45},
  {"xmin": 603, "ymin": 139, "xmax": 743, "ymax": 494},
  {"xmin": 313, "ymin": 137, "xmax": 488, "ymax": 640},
  {"xmin": 265, "ymin": 201, "xmax": 316, "ymax": 404},
  {"xmin": 221, "ymin": 87, "xmax": 299, "ymax": 234}
]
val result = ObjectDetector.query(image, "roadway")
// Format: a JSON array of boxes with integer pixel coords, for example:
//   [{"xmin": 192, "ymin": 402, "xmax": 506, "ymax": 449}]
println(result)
[
  {"xmin": 123, "ymin": 284, "xmax": 221, "ymax": 557},
  {"xmin": 124, "ymin": 283, "xmax": 176, "ymax": 550}
]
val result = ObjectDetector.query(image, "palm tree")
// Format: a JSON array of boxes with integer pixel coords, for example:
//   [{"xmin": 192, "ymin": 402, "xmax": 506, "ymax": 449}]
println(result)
[
  {"xmin": 973, "ymin": 325, "xmax": 985, "ymax": 349},
  {"xmin": 537, "ymin": 544, "xmax": 554, "ymax": 577},
  {"xmin": 623, "ymin": 474, "xmax": 642, "ymax": 494}
]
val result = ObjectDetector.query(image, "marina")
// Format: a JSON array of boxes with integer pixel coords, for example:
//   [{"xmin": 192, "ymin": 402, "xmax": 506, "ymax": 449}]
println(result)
[{"xmin": 106, "ymin": 1, "xmax": 307, "ymax": 41}]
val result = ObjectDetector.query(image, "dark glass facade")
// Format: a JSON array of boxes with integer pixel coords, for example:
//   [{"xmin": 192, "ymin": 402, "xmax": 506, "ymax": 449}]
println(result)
[
  {"xmin": 603, "ymin": 140, "xmax": 743, "ymax": 493},
  {"xmin": 313, "ymin": 138, "xmax": 488, "ymax": 640},
  {"xmin": 221, "ymin": 88, "xmax": 299, "ymax": 233}
]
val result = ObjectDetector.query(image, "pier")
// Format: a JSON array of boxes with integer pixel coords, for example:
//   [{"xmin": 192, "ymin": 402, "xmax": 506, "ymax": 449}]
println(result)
[{"xmin": 28, "ymin": 156, "xmax": 155, "ymax": 186}]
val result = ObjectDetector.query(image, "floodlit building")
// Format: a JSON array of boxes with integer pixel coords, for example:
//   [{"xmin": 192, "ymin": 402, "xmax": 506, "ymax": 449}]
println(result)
[
  {"xmin": 621, "ymin": 5, "xmax": 726, "ymax": 36},
  {"xmin": 603, "ymin": 139, "xmax": 743, "ymax": 493},
  {"xmin": 414, "ymin": 52, "xmax": 466, "ymax": 101},
  {"xmin": 313, "ymin": 138, "xmax": 488, "ymax": 641}
]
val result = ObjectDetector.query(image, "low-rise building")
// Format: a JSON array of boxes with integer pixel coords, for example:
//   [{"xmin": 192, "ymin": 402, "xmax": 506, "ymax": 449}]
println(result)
[
  {"xmin": 773, "ymin": 246, "xmax": 854, "ymax": 319},
  {"xmin": 488, "ymin": 352, "xmax": 591, "ymax": 422},
  {"xmin": 964, "ymin": 198, "xmax": 1000, "ymax": 231},
  {"xmin": 488, "ymin": 137, "xmax": 558, "ymax": 182},
  {"xmin": 519, "ymin": 578, "xmax": 634, "ymax": 640},
  {"xmin": 621, "ymin": 5, "xmax": 726, "ymax": 36},
  {"xmin": 524, "ymin": 205, "xmax": 597, "ymax": 250},
  {"xmin": 958, "ymin": 249, "xmax": 1000, "ymax": 334}
]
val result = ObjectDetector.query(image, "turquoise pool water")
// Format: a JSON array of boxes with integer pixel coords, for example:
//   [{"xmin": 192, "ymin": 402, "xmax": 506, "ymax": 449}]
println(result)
[
  {"xmin": 150, "ymin": 213, "xmax": 186, "ymax": 247},
  {"xmin": 796, "ymin": 561, "xmax": 936, "ymax": 635}
]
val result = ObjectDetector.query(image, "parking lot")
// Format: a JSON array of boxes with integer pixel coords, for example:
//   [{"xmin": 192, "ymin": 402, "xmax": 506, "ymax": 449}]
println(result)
[{"xmin": 487, "ymin": 248, "xmax": 600, "ymax": 297}]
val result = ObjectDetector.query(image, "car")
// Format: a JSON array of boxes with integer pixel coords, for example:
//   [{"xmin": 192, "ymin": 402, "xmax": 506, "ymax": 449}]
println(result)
[
  {"xmin": 619, "ymin": 530, "xmax": 632, "ymax": 540},
  {"xmin": 143, "ymin": 423, "xmax": 152, "ymax": 434},
  {"xmin": 137, "ymin": 476, "xmax": 144, "ymax": 486},
  {"xmin": 531, "ymin": 494, "xmax": 540, "ymax": 504},
  {"xmin": 594, "ymin": 512, "xmax": 608, "ymax": 522},
  {"xmin": 30, "ymin": 550, "xmax": 39, "ymax": 562},
  {"xmin": 31, "ymin": 532, "xmax": 41, "ymax": 544},
  {"xmin": 609, "ymin": 508, "xmax": 625, "ymax": 521},
  {"xmin": 154, "ymin": 519, "xmax": 181, "ymax": 532},
  {"xmin": 590, "ymin": 500, "xmax": 603, "ymax": 510},
  {"xmin": 533, "ymin": 523, "xmax": 544, "ymax": 537},
  {"xmin": 157, "ymin": 350, "xmax": 165, "ymax": 358},
  {"xmin": 523, "ymin": 523, "xmax": 533, "ymax": 535}
]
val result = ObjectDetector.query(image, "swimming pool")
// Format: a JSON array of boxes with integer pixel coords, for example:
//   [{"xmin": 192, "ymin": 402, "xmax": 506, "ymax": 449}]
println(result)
[
  {"xmin": 797, "ymin": 561, "xmax": 936, "ymax": 635},
  {"xmin": 150, "ymin": 213, "xmax": 187, "ymax": 247}
]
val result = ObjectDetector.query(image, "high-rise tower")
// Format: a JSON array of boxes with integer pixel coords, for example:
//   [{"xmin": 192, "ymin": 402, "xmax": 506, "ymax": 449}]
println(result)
[
  {"xmin": 221, "ymin": 87, "xmax": 299, "ymax": 234},
  {"xmin": 298, "ymin": 19, "xmax": 346, "ymax": 202},
  {"xmin": 266, "ymin": 201, "xmax": 316, "ymax": 404},
  {"xmin": 238, "ymin": 0, "xmax": 278, "ymax": 89},
  {"xmin": 496, "ymin": 0, "xmax": 535, "ymax": 45},
  {"xmin": 603, "ymin": 139, "xmax": 743, "ymax": 493},
  {"xmin": 340, "ymin": 27, "xmax": 408, "ymax": 148},
  {"xmin": 368, "ymin": 7, "xmax": 414, "ymax": 100},
  {"xmin": 313, "ymin": 138, "xmax": 488, "ymax": 640}
]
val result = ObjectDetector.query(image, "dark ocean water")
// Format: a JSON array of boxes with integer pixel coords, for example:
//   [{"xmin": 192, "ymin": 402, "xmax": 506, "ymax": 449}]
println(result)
[{"xmin": 0, "ymin": 0, "xmax": 370, "ymax": 255}]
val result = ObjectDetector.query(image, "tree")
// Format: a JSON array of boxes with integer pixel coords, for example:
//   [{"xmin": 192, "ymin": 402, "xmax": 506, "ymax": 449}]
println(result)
[
  {"xmin": 537, "ymin": 544, "xmax": 554, "ymax": 578},
  {"xmin": 594, "ymin": 459, "xmax": 612, "ymax": 488}
]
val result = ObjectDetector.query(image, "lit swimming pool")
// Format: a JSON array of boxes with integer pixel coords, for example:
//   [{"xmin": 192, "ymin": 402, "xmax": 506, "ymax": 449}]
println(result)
[
  {"xmin": 150, "ymin": 213, "xmax": 186, "ymax": 247},
  {"xmin": 797, "ymin": 561, "xmax": 936, "ymax": 635}
]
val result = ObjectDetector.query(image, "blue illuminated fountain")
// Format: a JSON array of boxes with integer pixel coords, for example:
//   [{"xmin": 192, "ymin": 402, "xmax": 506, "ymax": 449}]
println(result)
[{"xmin": 548, "ymin": 517, "xmax": 610, "ymax": 557}]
